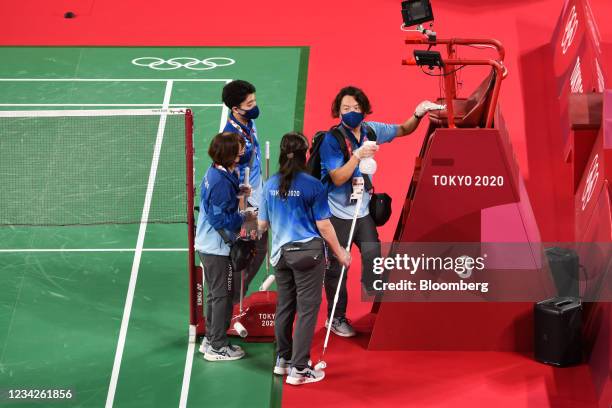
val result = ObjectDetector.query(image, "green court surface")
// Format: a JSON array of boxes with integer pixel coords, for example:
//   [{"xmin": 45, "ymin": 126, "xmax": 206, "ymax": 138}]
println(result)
[{"xmin": 0, "ymin": 46, "xmax": 309, "ymax": 407}]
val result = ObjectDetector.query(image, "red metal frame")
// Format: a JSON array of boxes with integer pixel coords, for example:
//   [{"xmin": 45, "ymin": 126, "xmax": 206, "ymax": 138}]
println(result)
[{"xmin": 403, "ymin": 36, "xmax": 507, "ymax": 128}]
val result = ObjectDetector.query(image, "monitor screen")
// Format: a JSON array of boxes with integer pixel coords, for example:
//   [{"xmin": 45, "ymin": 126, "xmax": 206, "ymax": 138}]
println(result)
[{"xmin": 401, "ymin": 0, "xmax": 434, "ymax": 27}]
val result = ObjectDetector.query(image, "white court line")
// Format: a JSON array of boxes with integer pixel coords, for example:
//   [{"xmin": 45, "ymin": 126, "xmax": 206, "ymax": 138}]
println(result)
[
  {"xmin": 179, "ymin": 341, "xmax": 196, "ymax": 408},
  {"xmin": 0, "ymin": 248, "xmax": 188, "ymax": 253},
  {"xmin": 0, "ymin": 78, "xmax": 230, "ymax": 82},
  {"xmin": 0, "ymin": 104, "xmax": 223, "ymax": 107},
  {"xmin": 105, "ymin": 80, "xmax": 174, "ymax": 408},
  {"xmin": 178, "ymin": 82, "xmax": 231, "ymax": 408},
  {"xmin": 220, "ymin": 103, "xmax": 230, "ymax": 131}
]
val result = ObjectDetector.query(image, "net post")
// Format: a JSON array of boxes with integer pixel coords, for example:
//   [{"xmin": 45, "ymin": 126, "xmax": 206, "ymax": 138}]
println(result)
[{"xmin": 185, "ymin": 109, "xmax": 200, "ymax": 337}]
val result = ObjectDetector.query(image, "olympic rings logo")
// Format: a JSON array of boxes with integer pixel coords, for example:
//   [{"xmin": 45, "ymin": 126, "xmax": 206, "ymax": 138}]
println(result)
[
  {"xmin": 561, "ymin": 6, "xmax": 579, "ymax": 55},
  {"xmin": 131, "ymin": 57, "xmax": 235, "ymax": 71}
]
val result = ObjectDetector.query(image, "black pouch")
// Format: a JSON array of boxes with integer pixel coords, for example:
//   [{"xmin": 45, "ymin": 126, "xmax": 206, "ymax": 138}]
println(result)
[
  {"xmin": 229, "ymin": 237, "xmax": 256, "ymax": 272},
  {"xmin": 281, "ymin": 238, "xmax": 325, "ymax": 271},
  {"xmin": 369, "ymin": 192, "xmax": 392, "ymax": 226}
]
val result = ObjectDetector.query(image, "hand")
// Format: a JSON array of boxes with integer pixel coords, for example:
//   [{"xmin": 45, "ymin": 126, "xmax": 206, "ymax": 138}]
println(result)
[
  {"xmin": 353, "ymin": 143, "xmax": 378, "ymax": 160},
  {"xmin": 239, "ymin": 184, "xmax": 252, "ymax": 197},
  {"xmin": 336, "ymin": 247, "xmax": 351, "ymax": 268},
  {"xmin": 414, "ymin": 100, "xmax": 446, "ymax": 119},
  {"xmin": 242, "ymin": 209, "xmax": 258, "ymax": 222}
]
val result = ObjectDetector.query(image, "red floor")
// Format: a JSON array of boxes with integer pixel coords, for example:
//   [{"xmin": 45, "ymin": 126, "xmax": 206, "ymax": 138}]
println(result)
[
  {"xmin": 288, "ymin": 321, "xmax": 598, "ymax": 408},
  {"xmin": 2, "ymin": 0, "xmax": 611, "ymax": 407}
]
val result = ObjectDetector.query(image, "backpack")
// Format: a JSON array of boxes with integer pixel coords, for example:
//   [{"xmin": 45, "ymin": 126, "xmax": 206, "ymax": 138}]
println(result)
[{"xmin": 306, "ymin": 123, "xmax": 376, "ymax": 182}]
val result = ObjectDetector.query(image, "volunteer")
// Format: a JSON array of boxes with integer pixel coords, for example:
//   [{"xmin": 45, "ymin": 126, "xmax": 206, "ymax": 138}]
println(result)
[
  {"xmin": 258, "ymin": 132, "xmax": 350, "ymax": 385},
  {"xmin": 320, "ymin": 85, "xmax": 444, "ymax": 337}
]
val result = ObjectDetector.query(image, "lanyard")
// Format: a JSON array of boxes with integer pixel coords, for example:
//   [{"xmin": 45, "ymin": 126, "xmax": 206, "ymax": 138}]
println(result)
[
  {"xmin": 213, "ymin": 164, "xmax": 240, "ymax": 181},
  {"xmin": 228, "ymin": 117, "xmax": 255, "ymax": 144},
  {"xmin": 337, "ymin": 124, "xmax": 367, "ymax": 156}
]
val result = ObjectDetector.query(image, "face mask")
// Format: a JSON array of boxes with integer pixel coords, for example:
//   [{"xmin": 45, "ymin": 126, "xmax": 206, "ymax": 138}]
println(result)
[
  {"xmin": 238, "ymin": 105, "xmax": 260, "ymax": 120},
  {"xmin": 341, "ymin": 111, "xmax": 364, "ymax": 129}
]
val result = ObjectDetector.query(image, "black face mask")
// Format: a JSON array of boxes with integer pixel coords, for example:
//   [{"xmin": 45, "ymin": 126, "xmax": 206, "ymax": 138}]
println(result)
[{"xmin": 237, "ymin": 105, "xmax": 260, "ymax": 120}]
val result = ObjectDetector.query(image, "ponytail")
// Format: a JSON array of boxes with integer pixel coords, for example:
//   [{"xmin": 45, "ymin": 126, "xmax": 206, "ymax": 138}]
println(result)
[{"xmin": 278, "ymin": 132, "xmax": 309, "ymax": 199}]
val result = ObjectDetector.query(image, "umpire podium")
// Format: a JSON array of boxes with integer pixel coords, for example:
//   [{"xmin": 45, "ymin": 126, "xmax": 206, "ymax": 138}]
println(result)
[
  {"xmin": 369, "ymin": 111, "xmax": 543, "ymax": 350},
  {"xmin": 368, "ymin": 34, "xmax": 544, "ymax": 351}
]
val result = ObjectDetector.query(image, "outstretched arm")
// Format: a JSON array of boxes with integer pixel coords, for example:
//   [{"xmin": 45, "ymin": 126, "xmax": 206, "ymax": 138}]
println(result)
[{"xmin": 396, "ymin": 100, "xmax": 446, "ymax": 137}]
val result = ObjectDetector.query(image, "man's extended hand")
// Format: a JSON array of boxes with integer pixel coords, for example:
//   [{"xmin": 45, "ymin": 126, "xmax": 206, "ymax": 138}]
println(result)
[{"xmin": 414, "ymin": 100, "xmax": 446, "ymax": 119}]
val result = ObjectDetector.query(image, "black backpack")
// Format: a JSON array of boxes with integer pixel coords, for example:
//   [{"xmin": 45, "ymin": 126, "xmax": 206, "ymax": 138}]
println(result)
[{"xmin": 307, "ymin": 123, "xmax": 376, "ymax": 182}]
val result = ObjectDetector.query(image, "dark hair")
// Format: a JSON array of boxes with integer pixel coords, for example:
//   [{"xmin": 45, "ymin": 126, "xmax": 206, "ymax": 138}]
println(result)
[
  {"xmin": 222, "ymin": 80, "xmax": 256, "ymax": 108},
  {"xmin": 331, "ymin": 86, "xmax": 373, "ymax": 118},
  {"xmin": 208, "ymin": 132, "xmax": 245, "ymax": 169},
  {"xmin": 278, "ymin": 132, "xmax": 309, "ymax": 199}
]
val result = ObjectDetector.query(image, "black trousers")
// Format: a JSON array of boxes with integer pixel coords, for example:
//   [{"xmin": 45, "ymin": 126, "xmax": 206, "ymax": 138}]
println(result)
[
  {"xmin": 199, "ymin": 252, "xmax": 234, "ymax": 349},
  {"xmin": 233, "ymin": 230, "xmax": 268, "ymax": 304},
  {"xmin": 274, "ymin": 241, "xmax": 325, "ymax": 369},
  {"xmin": 324, "ymin": 215, "xmax": 381, "ymax": 318}
]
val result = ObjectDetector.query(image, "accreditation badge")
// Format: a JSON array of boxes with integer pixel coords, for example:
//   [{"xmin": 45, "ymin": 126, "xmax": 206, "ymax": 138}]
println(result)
[{"xmin": 350, "ymin": 176, "xmax": 365, "ymax": 201}]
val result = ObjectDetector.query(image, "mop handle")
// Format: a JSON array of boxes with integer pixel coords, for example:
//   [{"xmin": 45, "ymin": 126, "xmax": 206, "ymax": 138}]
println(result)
[
  {"xmin": 265, "ymin": 141, "xmax": 270, "ymax": 176},
  {"xmin": 322, "ymin": 196, "xmax": 363, "ymax": 351},
  {"xmin": 240, "ymin": 167, "xmax": 250, "ymax": 214},
  {"xmin": 244, "ymin": 166, "xmax": 250, "ymax": 187},
  {"xmin": 240, "ymin": 270, "xmax": 244, "ymax": 313},
  {"xmin": 265, "ymin": 141, "xmax": 271, "ymax": 275}
]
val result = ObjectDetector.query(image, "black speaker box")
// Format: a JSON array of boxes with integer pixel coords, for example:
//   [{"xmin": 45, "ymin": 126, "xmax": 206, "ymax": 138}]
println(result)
[
  {"xmin": 534, "ymin": 297, "xmax": 582, "ymax": 367},
  {"xmin": 544, "ymin": 247, "xmax": 580, "ymax": 298}
]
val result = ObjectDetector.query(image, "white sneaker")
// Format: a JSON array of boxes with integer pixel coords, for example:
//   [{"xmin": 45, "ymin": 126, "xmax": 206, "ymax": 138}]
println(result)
[
  {"xmin": 325, "ymin": 317, "xmax": 356, "ymax": 337},
  {"xmin": 273, "ymin": 356, "xmax": 313, "ymax": 375},
  {"xmin": 274, "ymin": 356, "xmax": 291, "ymax": 375},
  {"xmin": 286, "ymin": 366, "xmax": 325, "ymax": 385},
  {"xmin": 204, "ymin": 344, "xmax": 245, "ymax": 361},
  {"xmin": 199, "ymin": 337, "xmax": 242, "ymax": 355},
  {"xmin": 198, "ymin": 337, "xmax": 210, "ymax": 355}
]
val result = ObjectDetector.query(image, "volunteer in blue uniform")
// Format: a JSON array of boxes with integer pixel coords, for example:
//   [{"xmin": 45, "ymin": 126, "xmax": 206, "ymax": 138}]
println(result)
[
  {"xmin": 222, "ymin": 80, "xmax": 268, "ymax": 301},
  {"xmin": 320, "ymin": 86, "xmax": 445, "ymax": 337},
  {"xmin": 195, "ymin": 132, "xmax": 256, "ymax": 362},
  {"xmin": 258, "ymin": 132, "xmax": 350, "ymax": 385}
]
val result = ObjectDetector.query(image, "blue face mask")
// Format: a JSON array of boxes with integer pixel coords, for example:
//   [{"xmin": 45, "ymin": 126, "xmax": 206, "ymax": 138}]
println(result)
[
  {"xmin": 341, "ymin": 111, "xmax": 364, "ymax": 129},
  {"xmin": 239, "ymin": 105, "xmax": 260, "ymax": 120}
]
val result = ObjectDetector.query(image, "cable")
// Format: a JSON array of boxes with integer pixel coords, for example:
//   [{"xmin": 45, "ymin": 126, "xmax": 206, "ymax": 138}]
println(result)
[
  {"xmin": 400, "ymin": 23, "xmax": 421, "ymax": 32},
  {"xmin": 419, "ymin": 65, "xmax": 467, "ymax": 77},
  {"xmin": 451, "ymin": 44, "xmax": 508, "ymax": 77},
  {"xmin": 455, "ymin": 47, "xmax": 463, "ymax": 92},
  {"xmin": 579, "ymin": 264, "xmax": 588, "ymax": 298},
  {"xmin": 462, "ymin": 44, "xmax": 499, "ymax": 51}
]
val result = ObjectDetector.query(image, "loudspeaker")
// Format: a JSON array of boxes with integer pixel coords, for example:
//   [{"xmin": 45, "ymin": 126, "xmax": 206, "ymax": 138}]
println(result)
[
  {"xmin": 534, "ymin": 297, "xmax": 582, "ymax": 367},
  {"xmin": 544, "ymin": 247, "xmax": 580, "ymax": 298}
]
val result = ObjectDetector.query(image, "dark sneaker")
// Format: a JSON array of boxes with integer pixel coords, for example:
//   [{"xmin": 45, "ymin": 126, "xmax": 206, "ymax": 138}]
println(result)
[
  {"xmin": 204, "ymin": 344, "xmax": 245, "ymax": 361},
  {"xmin": 273, "ymin": 356, "xmax": 291, "ymax": 375},
  {"xmin": 286, "ymin": 366, "xmax": 325, "ymax": 385},
  {"xmin": 325, "ymin": 316, "xmax": 356, "ymax": 337}
]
